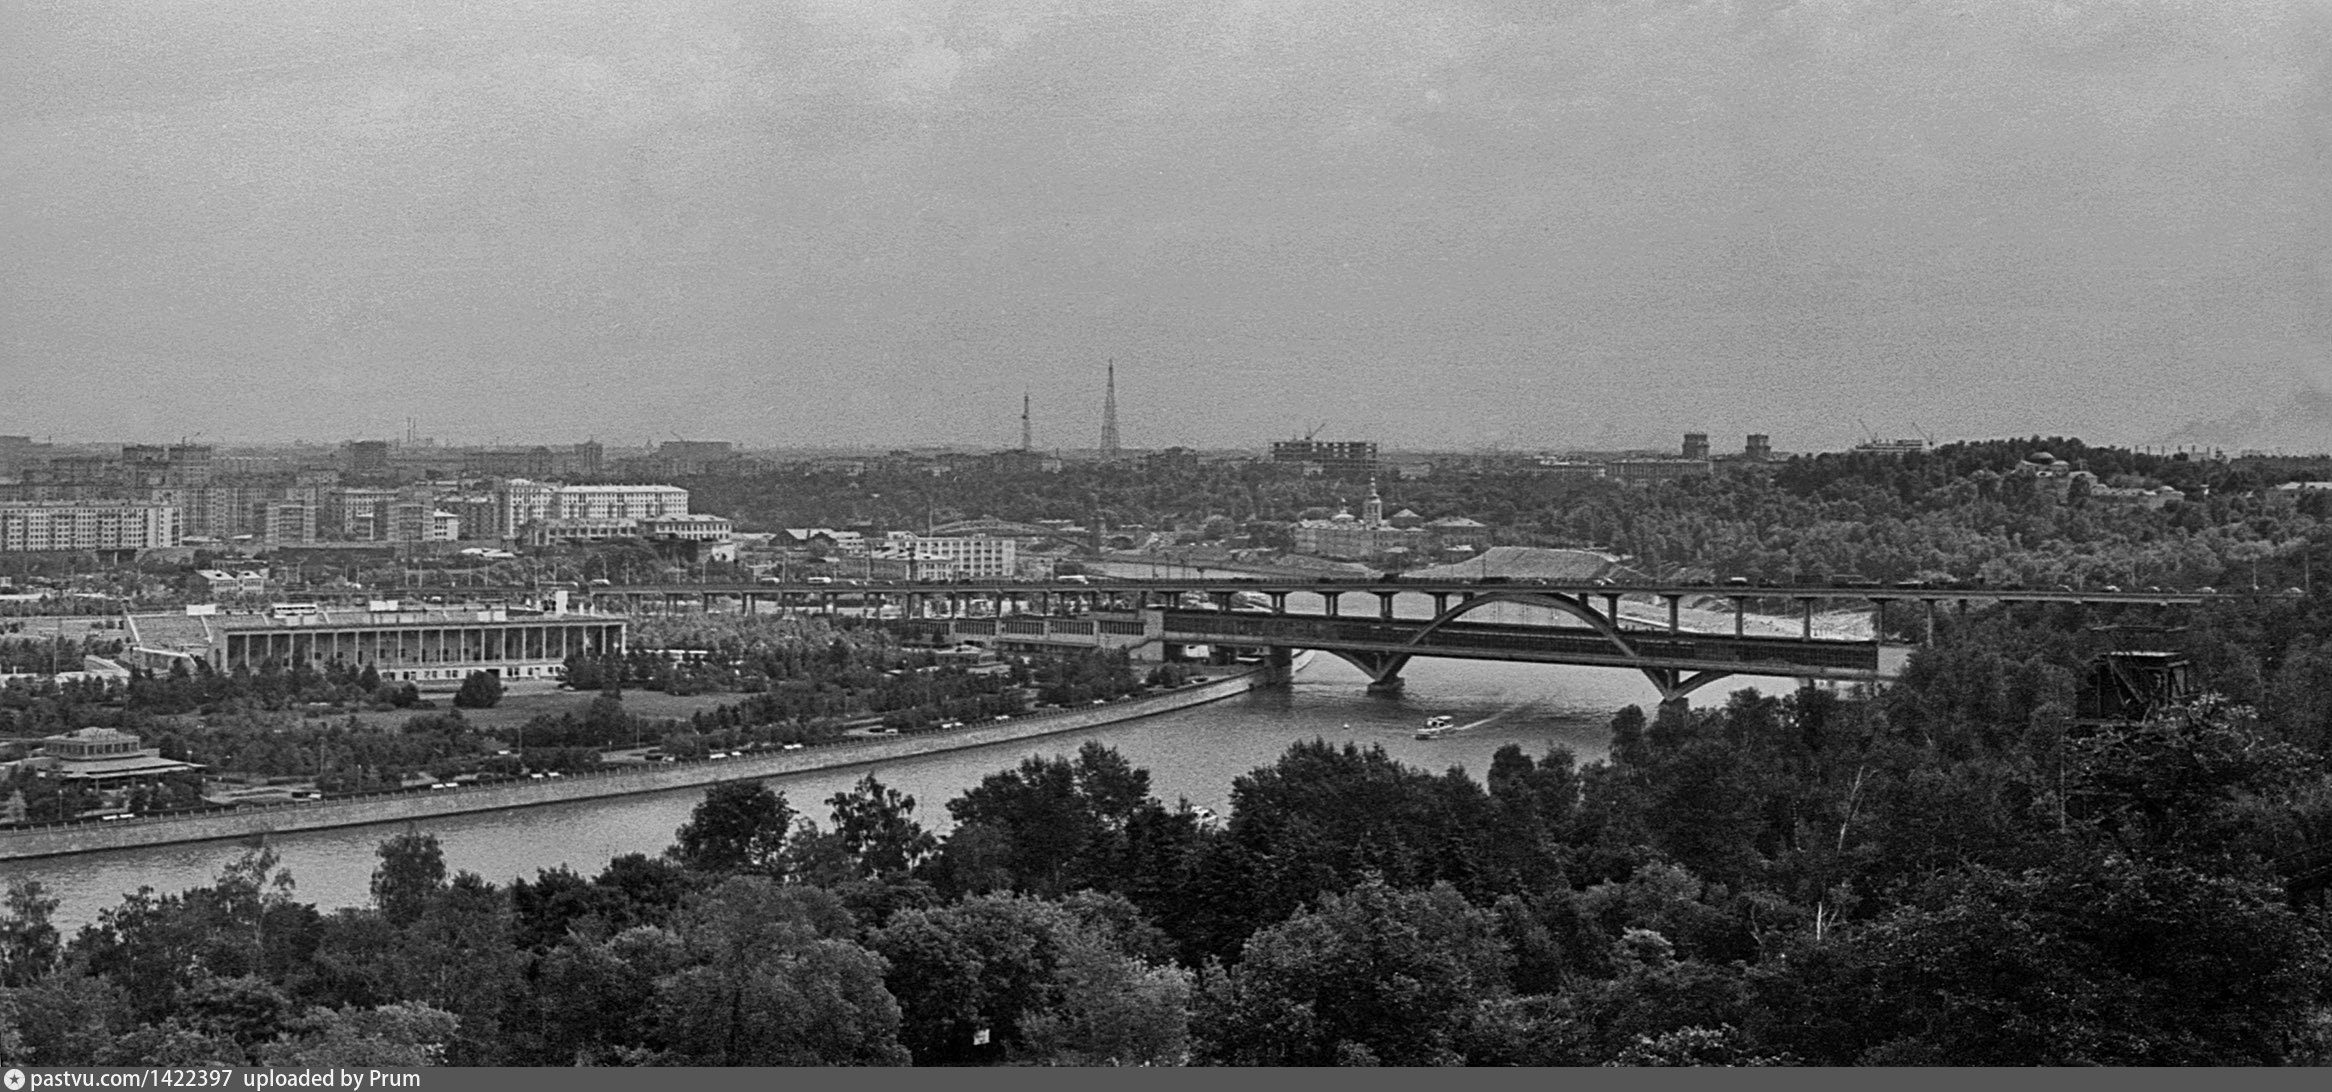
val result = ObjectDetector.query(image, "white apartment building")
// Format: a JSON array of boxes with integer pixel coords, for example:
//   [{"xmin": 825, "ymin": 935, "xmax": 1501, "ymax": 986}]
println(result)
[
  {"xmin": 329, "ymin": 487, "xmax": 401, "ymax": 539},
  {"xmin": 495, "ymin": 479, "xmax": 561, "ymax": 538},
  {"xmin": 262, "ymin": 501, "xmax": 318, "ymax": 545},
  {"xmin": 552, "ymin": 485, "xmax": 689, "ymax": 521},
  {"xmin": 881, "ymin": 533, "xmax": 1017, "ymax": 577},
  {"xmin": 0, "ymin": 502, "xmax": 180, "ymax": 551}
]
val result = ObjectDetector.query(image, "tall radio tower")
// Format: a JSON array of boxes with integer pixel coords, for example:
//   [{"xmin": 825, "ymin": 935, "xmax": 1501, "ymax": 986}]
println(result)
[
  {"xmin": 1100, "ymin": 360, "xmax": 1121, "ymax": 457},
  {"xmin": 1020, "ymin": 392, "xmax": 1033, "ymax": 452}
]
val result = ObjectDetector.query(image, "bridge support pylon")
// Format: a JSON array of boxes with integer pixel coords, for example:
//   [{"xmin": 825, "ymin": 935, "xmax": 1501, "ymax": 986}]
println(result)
[
  {"xmin": 1324, "ymin": 649, "xmax": 1410, "ymax": 694},
  {"xmin": 1643, "ymin": 667, "xmax": 1733, "ymax": 704}
]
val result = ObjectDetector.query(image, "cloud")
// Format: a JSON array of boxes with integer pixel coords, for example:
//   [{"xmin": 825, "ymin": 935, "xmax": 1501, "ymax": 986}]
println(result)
[{"xmin": 3, "ymin": 0, "xmax": 2328, "ymax": 447}]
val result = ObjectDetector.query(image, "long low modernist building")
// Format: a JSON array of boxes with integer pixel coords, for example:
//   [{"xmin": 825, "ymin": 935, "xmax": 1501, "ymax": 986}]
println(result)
[{"xmin": 123, "ymin": 602, "xmax": 627, "ymax": 685}]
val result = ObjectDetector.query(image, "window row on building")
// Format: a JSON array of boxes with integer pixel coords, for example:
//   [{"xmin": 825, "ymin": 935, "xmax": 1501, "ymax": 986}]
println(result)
[{"xmin": 0, "ymin": 502, "xmax": 180, "ymax": 551}]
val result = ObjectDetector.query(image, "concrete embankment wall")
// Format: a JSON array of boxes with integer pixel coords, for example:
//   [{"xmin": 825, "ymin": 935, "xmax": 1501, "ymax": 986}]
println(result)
[{"xmin": 0, "ymin": 669, "xmax": 1269, "ymax": 861}]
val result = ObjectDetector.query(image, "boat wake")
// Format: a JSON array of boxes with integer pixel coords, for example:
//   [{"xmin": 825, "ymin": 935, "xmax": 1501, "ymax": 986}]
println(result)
[{"xmin": 1421, "ymin": 698, "xmax": 1542, "ymax": 738}]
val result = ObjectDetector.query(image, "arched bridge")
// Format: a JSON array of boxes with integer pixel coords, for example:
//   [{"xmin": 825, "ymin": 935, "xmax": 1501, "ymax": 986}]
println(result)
[
  {"xmin": 1158, "ymin": 593, "xmax": 1892, "ymax": 702},
  {"xmin": 348, "ymin": 576, "xmax": 2273, "ymax": 702}
]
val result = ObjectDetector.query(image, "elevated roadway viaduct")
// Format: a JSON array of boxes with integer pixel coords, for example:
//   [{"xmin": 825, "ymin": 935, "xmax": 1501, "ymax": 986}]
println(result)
[{"xmin": 346, "ymin": 579, "xmax": 2281, "ymax": 702}]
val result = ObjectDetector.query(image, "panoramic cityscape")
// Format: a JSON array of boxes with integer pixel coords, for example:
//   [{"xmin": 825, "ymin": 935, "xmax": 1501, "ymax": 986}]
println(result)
[{"xmin": 7, "ymin": 0, "xmax": 2332, "ymax": 1072}]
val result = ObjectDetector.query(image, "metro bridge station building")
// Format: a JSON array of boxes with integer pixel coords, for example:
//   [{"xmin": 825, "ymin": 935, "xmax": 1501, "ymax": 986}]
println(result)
[{"xmin": 124, "ymin": 603, "xmax": 627, "ymax": 686}]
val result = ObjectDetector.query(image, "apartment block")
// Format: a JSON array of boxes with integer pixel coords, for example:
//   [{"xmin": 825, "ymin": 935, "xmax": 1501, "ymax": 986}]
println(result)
[{"xmin": 0, "ymin": 501, "xmax": 180, "ymax": 551}]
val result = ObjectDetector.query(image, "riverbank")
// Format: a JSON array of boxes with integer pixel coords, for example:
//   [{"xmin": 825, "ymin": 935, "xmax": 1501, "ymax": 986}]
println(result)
[{"xmin": 0, "ymin": 666, "xmax": 1278, "ymax": 861}]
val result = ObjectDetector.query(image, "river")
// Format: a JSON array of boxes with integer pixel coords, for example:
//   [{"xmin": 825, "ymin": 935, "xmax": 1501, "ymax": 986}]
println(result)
[{"xmin": 14, "ymin": 598, "xmax": 1820, "ymax": 931}]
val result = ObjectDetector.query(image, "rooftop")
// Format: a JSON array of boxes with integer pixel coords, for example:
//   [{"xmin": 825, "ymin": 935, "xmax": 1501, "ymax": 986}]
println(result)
[{"xmin": 1407, "ymin": 546, "xmax": 1618, "ymax": 582}]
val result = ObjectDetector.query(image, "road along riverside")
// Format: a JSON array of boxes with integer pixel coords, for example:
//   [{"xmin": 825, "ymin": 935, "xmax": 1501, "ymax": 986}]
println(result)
[{"xmin": 0, "ymin": 667, "xmax": 1271, "ymax": 861}]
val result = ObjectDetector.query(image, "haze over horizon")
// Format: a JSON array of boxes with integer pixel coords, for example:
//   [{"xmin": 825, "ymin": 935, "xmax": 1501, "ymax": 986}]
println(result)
[{"xmin": 5, "ymin": 0, "xmax": 2329, "ymax": 453}]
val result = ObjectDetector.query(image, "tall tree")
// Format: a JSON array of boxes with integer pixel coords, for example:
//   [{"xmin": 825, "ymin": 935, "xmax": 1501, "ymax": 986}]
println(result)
[
  {"xmin": 826, "ymin": 773, "xmax": 938, "ymax": 880},
  {"xmin": 0, "ymin": 878, "xmax": 61, "ymax": 987},
  {"xmin": 370, "ymin": 830, "xmax": 447, "ymax": 927},
  {"xmin": 670, "ymin": 782, "xmax": 795, "ymax": 877},
  {"xmin": 650, "ymin": 878, "xmax": 907, "ymax": 1066}
]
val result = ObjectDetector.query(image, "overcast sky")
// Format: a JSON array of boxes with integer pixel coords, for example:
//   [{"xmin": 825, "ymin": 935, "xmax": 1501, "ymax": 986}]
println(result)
[{"xmin": 4, "ymin": 0, "xmax": 2328, "ymax": 453}]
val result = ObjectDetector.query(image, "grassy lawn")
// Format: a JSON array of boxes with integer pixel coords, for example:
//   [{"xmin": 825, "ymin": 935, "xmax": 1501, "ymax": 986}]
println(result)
[{"xmin": 315, "ymin": 688, "xmax": 746, "ymax": 734}]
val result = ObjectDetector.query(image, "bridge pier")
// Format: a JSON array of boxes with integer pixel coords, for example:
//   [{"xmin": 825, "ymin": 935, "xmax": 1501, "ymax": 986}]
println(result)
[
  {"xmin": 1643, "ymin": 666, "xmax": 1733, "ymax": 704},
  {"xmin": 1377, "ymin": 591, "xmax": 1398, "ymax": 620},
  {"xmin": 1325, "ymin": 649, "xmax": 1410, "ymax": 694},
  {"xmin": 1664, "ymin": 594, "xmax": 1681, "ymax": 632},
  {"xmin": 1268, "ymin": 592, "xmax": 1288, "ymax": 613}
]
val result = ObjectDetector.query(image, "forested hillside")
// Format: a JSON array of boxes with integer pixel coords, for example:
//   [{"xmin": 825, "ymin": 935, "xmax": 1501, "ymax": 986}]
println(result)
[{"xmin": 691, "ymin": 440, "xmax": 2332, "ymax": 590}]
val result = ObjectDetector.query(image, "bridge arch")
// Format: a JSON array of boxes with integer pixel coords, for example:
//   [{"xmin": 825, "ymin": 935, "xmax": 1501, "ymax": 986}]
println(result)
[
  {"xmin": 1407, "ymin": 590, "xmax": 1639, "ymax": 656},
  {"xmin": 1383, "ymin": 590, "xmax": 1724, "ymax": 702}
]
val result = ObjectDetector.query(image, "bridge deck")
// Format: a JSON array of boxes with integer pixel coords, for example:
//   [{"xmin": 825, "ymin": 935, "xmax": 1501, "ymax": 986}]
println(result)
[
  {"xmin": 1159, "ymin": 609, "xmax": 1886, "ymax": 678},
  {"xmin": 388, "ymin": 577, "xmax": 2269, "ymax": 606}
]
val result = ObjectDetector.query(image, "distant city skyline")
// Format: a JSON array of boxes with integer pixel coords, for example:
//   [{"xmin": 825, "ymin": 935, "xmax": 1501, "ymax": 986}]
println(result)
[
  {"xmin": 0, "ymin": 424, "xmax": 2264, "ymax": 460},
  {"xmin": 7, "ymin": 1, "xmax": 2328, "ymax": 453}
]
